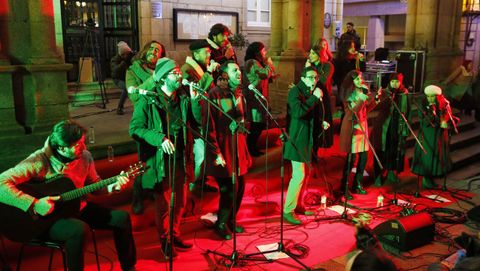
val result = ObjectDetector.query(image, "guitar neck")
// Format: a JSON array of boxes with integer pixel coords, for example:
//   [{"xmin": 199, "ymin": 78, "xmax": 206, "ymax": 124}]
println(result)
[{"xmin": 60, "ymin": 175, "xmax": 121, "ymax": 201}]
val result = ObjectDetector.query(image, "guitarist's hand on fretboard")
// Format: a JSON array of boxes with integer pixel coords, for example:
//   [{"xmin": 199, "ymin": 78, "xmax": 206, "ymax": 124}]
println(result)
[
  {"xmin": 107, "ymin": 171, "xmax": 130, "ymax": 193},
  {"xmin": 33, "ymin": 196, "xmax": 60, "ymax": 216}
]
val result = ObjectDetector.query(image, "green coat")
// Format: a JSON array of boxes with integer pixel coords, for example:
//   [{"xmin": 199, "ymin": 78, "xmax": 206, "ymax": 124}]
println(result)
[
  {"xmin": 411, "ymin": 99, "xmax": 452, "ymax": 177},
  {"xmin": 125, "ymin": 60, "xmax": 156, "ymax": 105},
  {"xmin": 284, "ymin": 80, "xmax": 321, "ymax": 163},
  {"xmin": 129, "ymin": 91, "xmax": 201, "ymax": 189}
]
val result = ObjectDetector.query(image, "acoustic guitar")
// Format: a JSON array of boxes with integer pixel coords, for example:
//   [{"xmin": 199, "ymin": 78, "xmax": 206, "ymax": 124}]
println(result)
[{"xmin": 0, "ymin": 163, "xmax": 144, "ymax": 242}]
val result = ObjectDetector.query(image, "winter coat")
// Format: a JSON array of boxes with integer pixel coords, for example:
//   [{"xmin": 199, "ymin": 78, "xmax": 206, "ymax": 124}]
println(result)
[
  {"xmin": 284, "ymin": 80, "xmax": 322, "ymax": 163},
  {"xmin": 242, "ymin": 59, "xmax": 274, "ymax": 124},
  {"xmin": 411, "ymin": 98, "xmax": 452, "ymax": 177},
  {"xmin": 370, "ymin": 86, "xmax": 411, "ymax": 171},
  {"xmin": 125, "ymin": 60, "xmax": 156, "ymax": 105},
  {"xmin": 339, "ymin": 90, "xmax": 378, "ymax": 153},
  {"xmin": 129, "ymin": 90, "xmax": 200, "ymax": 189},
  {"xmin": 204, "ymin": 86, "xmax": 252, "ymax": 178}
]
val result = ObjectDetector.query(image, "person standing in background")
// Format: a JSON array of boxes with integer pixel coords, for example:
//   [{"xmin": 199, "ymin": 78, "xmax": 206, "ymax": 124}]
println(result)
[
  {"xmin": 306, "ymin": 38, "xmax": 334, "ymax": 150},
  {"xmin": 111, "ymin": 41, "xmax": 134, "ymax": 115},
  {"xmin": 338, "ymin": 22, "xmax": 361, "ymax": 51},
  {"xmin": 243, "ymin": 41, "xmax": 275, "ymax": 157},
  {"xmin": 181, "ymin": 39, "xmax": 220, "ymax": 194},
  {"xmin": 207, "ymin": 23, "xmax": 237, "ymax": 81},
  {"xmin": 126, "ymin": 40, "xmax": 166, "ymax": 215}
]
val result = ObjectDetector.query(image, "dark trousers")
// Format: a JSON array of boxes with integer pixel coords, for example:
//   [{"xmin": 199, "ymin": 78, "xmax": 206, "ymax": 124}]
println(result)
[
  {"xmin": 214, "ymin": 176, "xmax": 245, "ymax": 225},
  {"xmin": 48, "ymin": 203, "xmax": 136, "ymax": 271},
  {"xmin": 341, "ymin": 151, "xmax": 368, "ymax": 190},
  {"xmin": 153, "ymin": 155, "xmax": 187, "ymax": 240},
  {"xmin": 246, "ymin": 122, "xmax": 265, "ymax": 153},
  {"xmin": 114, "ymin": 79, "xmax": 128, "ymax": 109}
]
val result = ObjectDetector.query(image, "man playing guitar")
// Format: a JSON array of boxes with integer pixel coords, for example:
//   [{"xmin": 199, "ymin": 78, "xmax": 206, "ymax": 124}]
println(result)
[{"xmin": 0, "ymin": 120, "xmax": 137, "ymax": 271}]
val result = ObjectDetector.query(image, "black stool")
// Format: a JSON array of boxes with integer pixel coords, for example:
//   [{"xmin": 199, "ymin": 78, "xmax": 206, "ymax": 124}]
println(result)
[{"xmin": 16, "ymin": 229, "xmax": 100, "ymax": 271}]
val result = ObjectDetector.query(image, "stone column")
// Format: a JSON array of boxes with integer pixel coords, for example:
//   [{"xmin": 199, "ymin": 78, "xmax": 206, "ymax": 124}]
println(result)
[
  {"xmin": 270, "ymin": 0, "xmax": 284, "ymax": 55},
  {"xmin": 310, "ymin": 0, "xmax": 325, "ymax": 47},
  {"xmin": 366, "ymin": 16, "xmax": 384, "ymax": 51},
  {"xmin": 0, "ymin": 0, "xmax": 71, "ymax": 172},
  {"xmin": 269, "ymin": 0, "xmax": 312, "ymax": 113},
  {"xmin": 402, "ymin": 0, "xmax": 464, "ymax": 85},
  {"xmin": 282, "ymin": 0, "xmax": 306, "ymax": 56},
  {"xmin": 404, "ymin": 0, "xmax": 417, "ymax": 49}
]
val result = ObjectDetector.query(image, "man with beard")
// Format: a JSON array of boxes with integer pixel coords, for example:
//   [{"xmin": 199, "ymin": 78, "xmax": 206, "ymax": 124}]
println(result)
[
  {"xmin": 181, "ymin": 39, "xmax": 220, "ymax": 195},
  {"xmin": 130, "ymin": 58, "xmax": 200, "ymax": 259},
  {"xmin": 205, "ymin": 61, "xmax": 251, "ymax": 239},
  {"xmin": 338, "ymin": 22, "xmax": 361, "ymax": 51},
  {"xmin": 126, "ymin": 40, "xmax": 166, "ymax": 214},
  {"xmin": 126, "ymin": 40, "xmax": 166, "ymax": 105},
  {"xmin": 206, "ymin": 24, "xmax": 237, "ymax": 80},
  {"xmin": 0, "ymin": 120, "xmax": 136, "ymax": 271}
]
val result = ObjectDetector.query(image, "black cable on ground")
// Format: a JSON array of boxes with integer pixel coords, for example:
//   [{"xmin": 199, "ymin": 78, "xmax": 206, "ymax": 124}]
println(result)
[{"xmin": 427, "ymin": 207, "xmax": 467, "ymax": 224}]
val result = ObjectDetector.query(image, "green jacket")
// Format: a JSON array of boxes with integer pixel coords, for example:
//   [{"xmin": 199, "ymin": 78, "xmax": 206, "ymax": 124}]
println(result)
[
  {"xmin": 126, "ymin": 60, "xmax": 156, "ymax": 105},
  {"xmin": 284, "ymin": 80, "xmax": 321, "ymax": 163},
  {"xmin": 129, "ymin": 91, "xmax": 201, "ymax": 188}
]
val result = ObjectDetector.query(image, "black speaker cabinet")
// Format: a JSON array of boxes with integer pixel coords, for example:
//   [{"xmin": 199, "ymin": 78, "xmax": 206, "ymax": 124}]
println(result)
[
  {"xmin": 373, "ymin": 212, "xmax": 435, "ymax": 252},
  {"xmin": 395, "ymin": 51, "xmax": 425, "ymax": 93}
]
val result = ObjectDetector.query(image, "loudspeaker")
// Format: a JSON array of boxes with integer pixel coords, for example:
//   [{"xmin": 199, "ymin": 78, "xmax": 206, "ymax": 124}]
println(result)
[
  {"xmin": 395, "ymin": 51, "xmax": 425, "ymax": 93},
  {"xmin": 373, "ymin": 212, "xmax": 434, "ymax": 252}
]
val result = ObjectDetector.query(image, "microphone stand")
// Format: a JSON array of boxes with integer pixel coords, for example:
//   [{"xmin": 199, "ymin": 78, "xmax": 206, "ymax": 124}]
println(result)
[
  {"xmin": 152, "ymin": 92, "xmax": 177, "ymax": 270},
  {"xmin": 201, "ymin": 87, "xmax": 272, "ymax": 270},
  {"xmin": 149, "ymin": 90, "xmax": 215, "ymax": 271},
  {"xmin": 426, "ymin": 99, "xmax": 468, "ymax": 202},
  {"xmin": 242, "ymin": 89, "xmax": 313, "ymax": 271},
  {"xmin": 383, "ymin": 89, "xmax": 426, "ymax": 205}
]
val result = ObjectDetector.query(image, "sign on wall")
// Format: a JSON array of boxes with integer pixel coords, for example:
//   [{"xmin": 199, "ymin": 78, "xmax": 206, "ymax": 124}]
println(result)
[{"xmin": 173, "ymin": 9, "xmax": 239, "ymax": 41}]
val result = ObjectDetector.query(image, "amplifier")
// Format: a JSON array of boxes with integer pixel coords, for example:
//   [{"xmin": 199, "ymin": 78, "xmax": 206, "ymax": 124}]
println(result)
[
  {"xmin": 395, "ymin": 51, "xmax": 426, "ymax": 93},
  {"xmin": 373, "ymin": 212, "xmax": 435, "ymax": 252}
]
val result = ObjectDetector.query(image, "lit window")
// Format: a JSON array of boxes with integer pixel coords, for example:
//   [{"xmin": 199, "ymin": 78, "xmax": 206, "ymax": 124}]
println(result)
[{"xmin": 247, "ymin": 0, "xmax": 270, "ymax": 27}]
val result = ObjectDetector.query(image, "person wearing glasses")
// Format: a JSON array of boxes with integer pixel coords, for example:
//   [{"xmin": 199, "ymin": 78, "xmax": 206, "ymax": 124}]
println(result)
[
  {"xmin": 283, "ymin": 67, "xmax": 326, "ymax": 225},
  {"xmin": 129, "ymin": 58, "xmax": 201, "ymax": 259},
  {"xmin": 0, "ymin": 120, "xmax": 137, "ymax": 271}
]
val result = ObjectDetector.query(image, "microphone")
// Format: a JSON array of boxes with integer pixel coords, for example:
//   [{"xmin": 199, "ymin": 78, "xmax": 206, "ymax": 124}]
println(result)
[
  {"xmin": 127, "ymin": 86, "xmax": 157, "ymax": 96},
  {"xmin": 182, "ymin": 79, "xmax": 206, "ymax": 93},
  {"xmin": 248, "ymin": 84, "xmax": 267, "ymax": 101}
]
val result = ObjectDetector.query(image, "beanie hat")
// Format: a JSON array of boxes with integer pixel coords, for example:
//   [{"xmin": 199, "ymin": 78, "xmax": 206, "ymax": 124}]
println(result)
[
  {"xmin": 424, "ymin": 85, "xmax": 442, "ymax": 95},
  {"xmin": 117, "ymin": 41, "xmax": 132, "ymax": 55},
  {"xmin": 153, "ymin": 58, "xmax": 177, "ymax": 82},
  {"xmin": 189, "ymin": 39, "xmax": 210, "ymax": 51}
]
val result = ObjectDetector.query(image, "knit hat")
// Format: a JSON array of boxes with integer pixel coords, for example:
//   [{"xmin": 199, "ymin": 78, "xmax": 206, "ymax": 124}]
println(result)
[
  {"xmin": 117, "ymin": 41, "xmax": 132, "ymax": 55},
  {"xmin": 424, "ymin": 85, "xmax": 442, "ymax": 95},
  {"xmin": 189, "ymin": 39, "xmax": 210, "ymax": 51},
  {"xmin": 153, "ymin": 58, "xmax": 177, "ymax": 82}
]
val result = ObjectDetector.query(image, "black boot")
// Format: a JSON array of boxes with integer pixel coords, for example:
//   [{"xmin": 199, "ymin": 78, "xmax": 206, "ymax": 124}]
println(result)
[
  {"xmin": 338, "ymin": 176, "xmax": 354, "ymax": 200},
  {"xmin": 214, "ymin": 222, "xmax": 232, "ymax": 240},
  {"xmin": 352, "ymin": 174, "xmax": 367, "ymax": 194}
]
